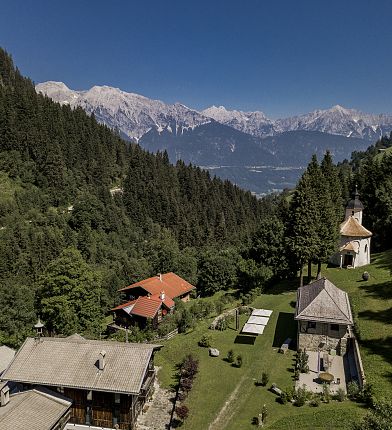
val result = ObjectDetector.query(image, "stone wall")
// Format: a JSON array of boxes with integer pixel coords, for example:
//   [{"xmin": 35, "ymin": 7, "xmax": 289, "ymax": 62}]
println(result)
[
  {"xmin": 297, "ymin": 321, "xmax": 350, "ymax": 355},
  {"xmin": 209, "ymin": 306, "xmax": 251, "ymax": 330}
]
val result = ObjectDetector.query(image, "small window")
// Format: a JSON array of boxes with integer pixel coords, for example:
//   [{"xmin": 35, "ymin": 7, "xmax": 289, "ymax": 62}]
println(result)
[
  {"xmin": 307, "ymin": 322, "xmax": 316, "ymax": 330},
  {"xmin": 352, "ymin": 211, "xmax": 355, "ymax": 216},
  {"xmin": 115, "ymin": 393, "xmax": 121, "ymax": 404},
  {"xmin": 330, "ymin": 324, "xmax": 339, "ymax": 331},
  {"xmin": 365, "ymin": 244, "xmax": 368, "ymax": 253}
]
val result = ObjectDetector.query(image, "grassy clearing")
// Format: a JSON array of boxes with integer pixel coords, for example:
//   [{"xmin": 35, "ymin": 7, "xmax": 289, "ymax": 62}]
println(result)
[
  {"xmin": 155, "ymin": 250, "xmax": 391, "ymax": 428},
  {"xmin": 322, "ymin": 249, "xmax": 392, "ymax": 399}
]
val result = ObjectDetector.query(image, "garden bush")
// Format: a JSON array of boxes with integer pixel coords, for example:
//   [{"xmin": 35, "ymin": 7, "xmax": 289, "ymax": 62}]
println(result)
[
  {"xmin": 284, "ymin": 386, "xmax": 295, "ymax": 402},
  {"xmin": 215, "ymin": 317, "xmax": 228, "ymax": 331},
  {"xmin": 198, "ymin": 334, "xmax": 212, "ymax": 348},
  {"xmin": 294, "ymin": 385, "xmax": 311, "ymax": 407},
  {"xmin": 261, "ymin": 371, "xmax": 269, "ymax": 387},
  {"xmin": 295, "ymin": 349, "xmax": 309, "ymax": 373},
  {"xmin": 227, "ymin": 349, "xmax": 235, "ymax": 363},
  {"xmin": 176, "ymin": 405, "xmax": 189, "ymax": 422},
  {"xmin": 279, "ymin": 391, "xmax": 288, "ymax": 404},
  {"xmin": 335, "ymin": 387, "xmax": 346, "ymax": 402},
  {"xmin": 309, "ymin": 395, "xmax": 321, "ymax": 407},
  {"xmin": 236, "ymin": 354, "xmax": 243, "ymax": 368},
  {"xmin": 322, "ymin": 383, "xmax": 330, "ymax": 403},
  {"xmin": 347, "ymin": 381, "xmax": 360, "ymax": 400}
]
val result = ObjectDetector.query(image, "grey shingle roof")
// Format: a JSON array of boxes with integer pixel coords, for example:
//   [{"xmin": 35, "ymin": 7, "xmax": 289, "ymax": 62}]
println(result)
[
  {"xmin": 295, "ymin": 278, "xmax": 353, "ymax": 325},
  {"xmin": 0, "ymin": 345, "xmax": 15, "ymax": 375},
  {"xmin": 2, "ymin": 336, "xmax": 161, "ymax": 395},
  {"xmin": 0, "ymin": 387, "xmax": 71, "ymax": 430}
]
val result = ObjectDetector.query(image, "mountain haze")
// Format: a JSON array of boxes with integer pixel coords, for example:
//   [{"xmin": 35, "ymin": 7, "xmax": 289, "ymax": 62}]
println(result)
[{"xmin": 36, "ymin": 81, "xmax": 387, "ymax": 193}]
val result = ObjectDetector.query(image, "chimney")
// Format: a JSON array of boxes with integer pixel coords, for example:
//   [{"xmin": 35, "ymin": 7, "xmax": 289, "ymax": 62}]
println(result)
[
  {"xmin": 160, "ymin": 290, "xmax": 165, "ymax": 301},
  {"xmin": 0, "ymin": 383, "xmax": 10, "ymax": 407},
  {"xmin": 98, "ymin": 350, "xmax": 106, "ymax": 371},
  {"xmin": 158, "ymin": 273, "xmax": 162, "ymax": 282}
]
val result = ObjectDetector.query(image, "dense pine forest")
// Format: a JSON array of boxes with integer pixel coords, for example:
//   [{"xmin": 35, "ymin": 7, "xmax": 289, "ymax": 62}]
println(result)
[
  {"xmin": 0, "ymin": 47, "xmax": 391, "ymax": 348},
  {"xmin": 0, "ymin": 48, "xmax": 277, "ymax": 345}
]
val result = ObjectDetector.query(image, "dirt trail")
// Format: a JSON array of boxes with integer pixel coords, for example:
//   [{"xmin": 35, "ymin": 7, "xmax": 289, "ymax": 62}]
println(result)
[{"xmin": 207, "ymin": 374, "xmax": 248, "ymax": 430}]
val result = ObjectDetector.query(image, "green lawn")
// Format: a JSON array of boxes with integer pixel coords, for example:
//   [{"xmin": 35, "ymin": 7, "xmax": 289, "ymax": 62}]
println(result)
[
  {"xmin": 155, "ymin": 250, "xmax": 392, "ymax": 429},
  {"xmin": 322, "ymin": 250, "xmax": 392, "ymax": 399}
]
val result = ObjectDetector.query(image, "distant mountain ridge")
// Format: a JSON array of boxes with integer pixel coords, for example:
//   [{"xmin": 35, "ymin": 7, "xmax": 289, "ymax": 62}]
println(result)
[
  {"xmin": 36, "ymin": 81, "xmax": 388, "ymax": 193},
  {"xmin": 36, "ymin": 81, "xmax": 212, "ymax": 141},
  {"xmin": 36, "ymin": 81, "xmax": 392, "ymax": 143}
]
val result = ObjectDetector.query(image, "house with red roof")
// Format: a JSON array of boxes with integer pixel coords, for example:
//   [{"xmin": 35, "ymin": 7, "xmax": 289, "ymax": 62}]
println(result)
[{"xmin": 112, "ymin": 273, "xmax": 195, "ymax": 329}]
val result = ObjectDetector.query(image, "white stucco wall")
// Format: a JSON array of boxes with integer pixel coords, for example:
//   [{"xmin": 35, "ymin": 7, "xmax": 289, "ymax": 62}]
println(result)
[
  {"xmin": 330, "ymin": 236, "xmax": 371, "ymax": 268},
  {"xmin": 345, "ymin": 208, "xmax": 362, "ymax": 224}
]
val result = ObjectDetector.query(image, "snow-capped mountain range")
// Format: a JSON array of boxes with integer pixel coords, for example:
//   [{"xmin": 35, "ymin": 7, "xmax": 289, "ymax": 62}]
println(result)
[
  {"xmin": 35, "ymin": 81, "xmax": 211, "ymax": 141},
  {"xmin": 36, "ymin": 81, "xmax": 392, "ymax": 142},
  {"xmin": 36, "ymin": 81, "xmax": 391, "ymax": 194}
]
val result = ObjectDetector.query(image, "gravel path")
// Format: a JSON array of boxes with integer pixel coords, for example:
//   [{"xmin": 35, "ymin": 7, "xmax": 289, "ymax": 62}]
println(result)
[{"xmin": 137, "ymin": 368, "xmax": 173, "ymax": 430}]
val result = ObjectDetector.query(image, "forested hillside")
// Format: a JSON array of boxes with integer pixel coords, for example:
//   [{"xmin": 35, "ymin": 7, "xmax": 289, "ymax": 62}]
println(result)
[
  {"xmin": 1, "ymin": 46, "xmax": 391, "ymax": 349},
  {"xmin": 0, "ymin": 48, "xmax": 274, "ymax": 346},
  {"xmin": 339, "ymin": 135, "xmax": 392, "ymax": 251}
]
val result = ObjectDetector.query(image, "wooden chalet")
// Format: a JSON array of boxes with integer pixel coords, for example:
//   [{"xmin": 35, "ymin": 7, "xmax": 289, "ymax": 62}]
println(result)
[
  {"xmin": 1, "ymin": 335, "xmax": 161, "ymax": 429},
  {"xmin": 112, "ymin": 273, "xmax": 195, "ymax": 329}
]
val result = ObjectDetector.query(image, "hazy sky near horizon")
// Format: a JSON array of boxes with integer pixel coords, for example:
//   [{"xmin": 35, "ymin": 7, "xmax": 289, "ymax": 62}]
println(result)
[{"xmin": 1, "ymin": 0, "xmax": 392, "ymax": 117}]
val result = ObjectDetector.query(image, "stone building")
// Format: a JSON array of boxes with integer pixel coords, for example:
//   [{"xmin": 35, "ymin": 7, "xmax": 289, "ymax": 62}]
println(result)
[
  {"xmin": 330, "ymin": 188, "xmax": 372, "ymax": 268},
  {"xmin": 295, "ymin": 277, "xmax": 353, "ymax": 355}
]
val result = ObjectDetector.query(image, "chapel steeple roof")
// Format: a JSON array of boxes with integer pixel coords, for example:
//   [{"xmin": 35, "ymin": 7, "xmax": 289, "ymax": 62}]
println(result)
[{"xmin": 346, "ymin": 186, "xmax": 364, "ymax": 210}]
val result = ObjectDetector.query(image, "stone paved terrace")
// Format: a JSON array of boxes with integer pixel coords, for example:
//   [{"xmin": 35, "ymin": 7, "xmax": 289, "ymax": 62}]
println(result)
[
  {"xmin": 296, "ymin": 350, "xmax": 346, "ymax": 394},
  {"xmin": 137, "ymin": 368, "xmax": 173, "ymax": 430}
]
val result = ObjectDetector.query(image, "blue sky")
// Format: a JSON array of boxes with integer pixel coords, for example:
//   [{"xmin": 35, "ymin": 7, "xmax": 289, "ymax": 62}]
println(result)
[{"xmin": 1, "ymin": 0, "xmax": 392, "ymax": 117}]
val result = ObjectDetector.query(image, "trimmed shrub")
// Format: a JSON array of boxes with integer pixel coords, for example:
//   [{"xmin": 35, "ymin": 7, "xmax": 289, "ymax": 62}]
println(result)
[
  {"xmin": 227, "ymin": 349, "xmax": 235, "ymax": 363},
  {"xmin": 198, "ymin": 334, "xmax": 212, "ymax": 348},
  {"xmin": 294, "ymin": 385, "xmax": 310, "ymax": 407},
  {"xmin": 176, "ymin": 405, "xmax": 189, "ymax": 421},
  {"xmin": 360, "ymin": 383, "xmax": 375, "ymax": 407},
  {"xmin": 284, "ymin": 386, "xmax": 295, "ymax": 403},
  {"xmin": 347, "ymin": 381, "xmax": 360, "ymax": 400},
  {"xmin": 279, "ymin": 391, "xmax": 288, "ymax": 404},
  {"xmin": 236, "ymin": 354, "xmax": 243, "ymax": 368},
  {"xmin": 261, "ymin": 371, "xmax": 269, "ymax": 387},
  {"xmin": 336, "ymin": 387, "xmax": 346, "ymax": 402},
  {"xmin": 309, "ymin": 395, "xmax": 320, "ymax": 407},
  {"xmin": 296, "ymin": 349, "xmax": 309, "ymax": 373},
  {"xmin": 322, "ymin": 383, "xmax": 330, "ymax": 403},
  {"xmin": 215, "ymin": 317, "xmax": 227, "ymax": 331}
]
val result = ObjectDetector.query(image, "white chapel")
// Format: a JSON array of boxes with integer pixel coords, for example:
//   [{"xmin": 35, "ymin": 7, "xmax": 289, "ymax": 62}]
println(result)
[{"xmin": 330, "ymin": 188, "xmax": 372, "ymax": 268}]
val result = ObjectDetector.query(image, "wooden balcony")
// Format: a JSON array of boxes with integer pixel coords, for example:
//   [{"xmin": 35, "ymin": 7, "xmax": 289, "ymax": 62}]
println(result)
[{"xmin": 140, "ymin": 369, "xmax": 155, "ymax": 398}]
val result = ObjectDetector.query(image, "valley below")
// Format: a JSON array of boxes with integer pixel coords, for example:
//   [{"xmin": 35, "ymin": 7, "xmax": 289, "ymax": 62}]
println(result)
[{"xmin": 199, "ymin": 165, "xmax": 305, "ymax": 196}]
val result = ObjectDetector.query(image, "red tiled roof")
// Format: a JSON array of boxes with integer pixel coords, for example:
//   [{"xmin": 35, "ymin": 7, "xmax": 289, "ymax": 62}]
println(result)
[
  {"xmin": 130, "ymin": 296, "xmax": 162, "ymax": 318},
  {"xmin": 119, "ymin": 272, "xmax": 195, "ymax": 299},
  {"xmin": 111, "ymin": 294, "xmax": 175, "ymax": 319}
]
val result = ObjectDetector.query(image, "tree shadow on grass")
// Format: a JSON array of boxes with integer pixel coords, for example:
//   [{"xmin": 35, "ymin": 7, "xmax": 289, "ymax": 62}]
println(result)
[
  {"xmin": 272, "ymin": 312, "xmax": 297, "ymax": 349},
  {"xmin": 234, "ymin": 334, "xmax": 256, "ymax": 345},
  {"xmin": 359, "ymin": 307, "xmax": 392, "ymax": 325},
  {"xmin": 358, "ymin": 279, "xmax": 392, "ymax": 301},
  {"xmin": 265, "ymin": 277, "xmax": 299, "ymax": 295},
  {"xmin": 371, "ymin": 249, "xmax": 392, "ymax": 273},
  {"xmin": 360, "ymin": 336, "xmax": 392, "ymax": 382}
]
